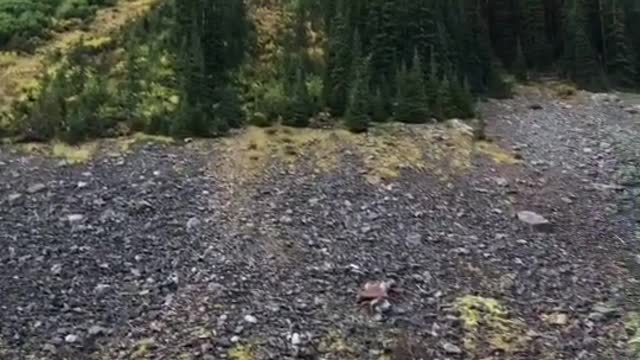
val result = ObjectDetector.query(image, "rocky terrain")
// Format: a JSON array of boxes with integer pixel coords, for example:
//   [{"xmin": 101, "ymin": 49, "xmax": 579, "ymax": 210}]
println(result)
[{"xmin": 1, "ymin": 88, "xmax": 640, "ymax": 359}]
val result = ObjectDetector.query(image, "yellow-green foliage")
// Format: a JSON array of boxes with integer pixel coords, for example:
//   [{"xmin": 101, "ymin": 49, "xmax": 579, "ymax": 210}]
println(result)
[
  {"xmin": 216, "ymin": 121, "xmax": 518, "ymax": 189},
  {"xmin": 117, "ymin": 132, "xmax": 174, "ymax": 153},
  {"xmin": 228, "ymin": 344, "xmax": 255, "ymax": 360},
  {"xmin": 454, "ymin": 296, "xmax": 529, "ymax": 356},
  {"xmin": 52, "ymin": 142, "xmax": 96, "ymax": 164},
  {"xmin": 131, "ymin": 338, "xmax": 157, "ymax": 359},
  {"xmin": 318, "ymin": 331, "xmax": 358, "ymax": 359},
  {"xmin": 0, "ymin": 52, "xmax": 18, "ymax": 68},
  {"xmin": 627, "ymin": 312, "xmax": 640, "ymax": 358}
]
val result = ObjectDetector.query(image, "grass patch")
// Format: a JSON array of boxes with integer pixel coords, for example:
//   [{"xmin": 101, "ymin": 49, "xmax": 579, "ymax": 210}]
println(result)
[
  {"xmin": 475, "ymin": 141, "xmax": 521, "ymax": 165},
  {"xmin": 318, "ymin": 331, "xmax": 358, "ymax": 359},
  {"xmin": 454, "ymin": 295, "xmax": 530, "ymax": 356},
  {"xmin": 117, "ymin": 132, "xmax": 175, "ymax": 153},
  {"xmin": 217, "ymin": 121, "xmax": 520, "ymax": 188},
  {"xmin": 52, "ymin": 142, "xmax": 96, "ymax": 164}
]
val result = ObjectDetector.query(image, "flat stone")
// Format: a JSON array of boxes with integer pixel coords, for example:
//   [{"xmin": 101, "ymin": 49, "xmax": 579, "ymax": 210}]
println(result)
[
  {"xmin": 64, "ymin": 334, "xmax": 79, "ymax": 343},
  {"xmin": 27, "ymin": 183, "xmax": 46, "ymax": 194},
  {"xmin": 517, "ymin": 211, "xmax": 553, "ymax": 232},
  {"xmin": 442, "ymin": 341, "xmax": 462, "ymax": 354}
]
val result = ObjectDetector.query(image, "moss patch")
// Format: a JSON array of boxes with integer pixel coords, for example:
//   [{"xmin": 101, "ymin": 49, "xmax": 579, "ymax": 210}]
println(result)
[{"xmin": 454, "ymin": 295, "xmax": 530, "ymax": 357}]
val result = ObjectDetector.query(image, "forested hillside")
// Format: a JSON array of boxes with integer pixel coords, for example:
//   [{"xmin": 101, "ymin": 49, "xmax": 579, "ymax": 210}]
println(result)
[{"xmin": 1, "ymin": 0, "xmax": 639, "ymax": 142}]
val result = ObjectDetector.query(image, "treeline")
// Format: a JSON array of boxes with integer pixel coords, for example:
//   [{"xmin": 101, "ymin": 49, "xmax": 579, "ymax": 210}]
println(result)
[{"xmin": 5, "ymin": 0, "xmax": 640, "ymax": 142}]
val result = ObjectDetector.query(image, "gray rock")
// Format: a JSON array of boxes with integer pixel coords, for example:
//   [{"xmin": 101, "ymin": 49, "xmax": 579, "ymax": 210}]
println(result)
[
  {"xmin": 186, "ymin": 217, "xmax": 202, "ymax": 232},
  {"xmin": 517, "ymin": 211, "xmax": 553, "ymax": 232},
  {"xmin": 27, "ymin": 183, "xmax": 46, "ymax": 194},
  {"xmin": 88, "ymin": 325, "xmax": 107, "ymax": 336},
  {"xmin": 51, "ymin": 264, "xmax": 62, "ymax": 275},
  {"xmin": 279, "ymin": 215, "xmax": 293, "ymax": 224},
  {"xmin": 7, "ymin": 193, "xmax": 22, "ymax": 202},
  {"xmin": 406, "ymin": 233, "xmax": 422, "ymax": 246},
  {"xmin": 442, "ymin": 341, "xmax": 462, "ymax": 354},
  {"xmin": 42, "ymin": 343, "xmax": 57, "ymax": 353}
]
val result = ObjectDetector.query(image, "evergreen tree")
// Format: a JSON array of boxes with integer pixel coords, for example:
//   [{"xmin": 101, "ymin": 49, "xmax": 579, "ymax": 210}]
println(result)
[
  {"xmin": 324, "ymin": 8, "xmax": 352, "ymax": 116},
  {"xmin": 371, "ymin": 88, "xmax": 389, "ymax": 122},
  {"xmin": 606, "ymin": 0, "xmax": 635, "ymax": 87},
  {"xmin": 513, "ymin": 37, "xmax": 528, "ymax": 81},
  {"xmin": 394, "ymin": 52, "xmax": 430, "ymax": 123},
  {"xmin": 523, "ymin": 0, "xmax": 552, "ymax": 69},
  {"xmin": 345, "ymin": 56, "xmax": 372, "ymax": 132},
  {"xmin": 285, "ymin": 68, "xmax": 312, "ymax": 127}
]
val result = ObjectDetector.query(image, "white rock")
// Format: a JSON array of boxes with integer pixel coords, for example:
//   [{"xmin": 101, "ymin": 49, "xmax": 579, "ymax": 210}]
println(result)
[
  {"xmin": 290, "ymin": 333, "xmax": 302, "ymax": 346},
  {"xmin": 442, "ymin": 342, "xmax": 462, "ymax": 354},
  {"xmin": 64, "ymin": 334, "xmax": 79, "ymax": 343},
  {"xmin": 243, "ymin": 314, "xmax": 258, "ymax": 324},
  {"xmin": 67, "ymin": 214, "xmax": 85, "ymax": 223}
]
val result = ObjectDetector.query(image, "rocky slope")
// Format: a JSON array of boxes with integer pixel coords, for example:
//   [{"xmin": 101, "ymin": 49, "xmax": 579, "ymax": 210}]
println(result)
[{"xmin": 1, "ymin": 88, "xmax": 640, "ymax": 359}]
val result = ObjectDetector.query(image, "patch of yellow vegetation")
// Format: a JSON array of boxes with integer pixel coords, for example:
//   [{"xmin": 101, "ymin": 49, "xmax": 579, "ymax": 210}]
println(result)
[
  {"xmin": 82, "ymin": 36, "xmax": 114, "ymax": 51},
  {"xmin": 0, "ymin": 52, "xmax": 18, "ymax": 69},
  {"xmin": 130, "ymin": 338, "xmax": 157, "ymax": 359},
  {"xmin": 52, "ymin": 142, "xmax": 97, "ymax": 164},
  {"xmin": 228, "ymin": 344, "xmax": 255, "ymax": 360},
  {"xmin": 626, "ymin": 312, "xmax": 640, "ymax": 356},
  {"xmin": 454, "ymin": 296, "xmax": 529, "ymax": 356},
  {"xmin": 217, "ymin": 121, "xmax": 519, "ymax": 187},
  {"xmin": 475, "ymin": 141, "xmax": 521, "ymax": 165},
  {"xmin": 117, "ymin": 132, "xmax": 175, "ymax": 153},
  {"xmin": 318, "ymin": 331, "xmax": 358, "ymax": 359}
]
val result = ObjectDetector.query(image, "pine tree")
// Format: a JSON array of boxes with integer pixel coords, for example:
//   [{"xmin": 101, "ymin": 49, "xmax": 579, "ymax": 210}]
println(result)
[
  {"xmin": 371, "ymin": 0, "xmax": 397, "ymax": 83},
  {"xmin": 449, "ymin": 76, "xmax": 475, "ymax": 118},
  {"xmin": 371, "ymin": 88, "xmax": 389, "ymax": 122},
  {"xmin": 345, "ymin": 56, "xmax": 372, "ymax": 132},
  {"xmin": 394, "ymin": 52, "xmax": 430, "ymax": 123},
  {"xmin": 285, "ymin": 68, "xmax": 312, "ymax": 127},
  {"xmin": 606, "ymin": 0, "xmax": 636, "ymax": 87},
  {"xmin": 324, "ymin": 8, "xmax": 352, "ymax": 116},
  {"xmin": 513, "ymin": 37, "xmax": 528, "ymax": 81},
  {"xmin": 523, "ymin": 0, "xmax": 552, "ymax": 69}
]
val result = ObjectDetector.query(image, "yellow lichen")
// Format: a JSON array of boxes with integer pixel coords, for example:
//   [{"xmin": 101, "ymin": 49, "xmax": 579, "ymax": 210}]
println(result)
[
  {"xmin": 228, "ymin": 344, "xmax": 255, "ymax": 360},
  {"xmin": 454, "ymin": 296, "xmax": 529, "ymax": 356}
]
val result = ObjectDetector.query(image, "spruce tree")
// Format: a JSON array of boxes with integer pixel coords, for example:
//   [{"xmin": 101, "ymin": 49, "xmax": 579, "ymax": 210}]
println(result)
[
  {"xmin": 606, "ymin": 0, "xmax": 636, "ymax": 87},
  {"xmin": 325, "ymin": 8, "xmax": 352, "ymax": 116},
  {"xmin": 513, "ymin": 37, "xmax": 528, "ymax": 81},
  {"xmin": 523, "ymin": 0, "xmax": 552, "ymax": 69},
  {"xmin": 371, "ymin": 88, "xmax": 389, "ymax": 122},
  {"xmin": 285, "ymin": 68, "xmax": 312, "ymax": 127},
  {"xmin": 394, "ymin": 52, "xmax": 430, "ymax": 124},
  {"xmin": 345, "ymin": 57, "xmax": 372, "ymax": 133}
]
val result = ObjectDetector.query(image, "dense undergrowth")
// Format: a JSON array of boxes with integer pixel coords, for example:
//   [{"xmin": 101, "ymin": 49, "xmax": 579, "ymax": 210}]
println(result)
[
  {"xmin": 1, "ymin": 0, "xmax": 639, "ymax": 143},
  {"xmin": 0, "ymin": 0, "xmax": 117, "ymax": 51}
]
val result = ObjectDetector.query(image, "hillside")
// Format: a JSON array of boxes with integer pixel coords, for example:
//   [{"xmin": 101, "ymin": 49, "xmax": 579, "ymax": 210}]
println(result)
[{"xmin": 1, "ymin": 1, "xmax": 640, "ymax": 359}]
